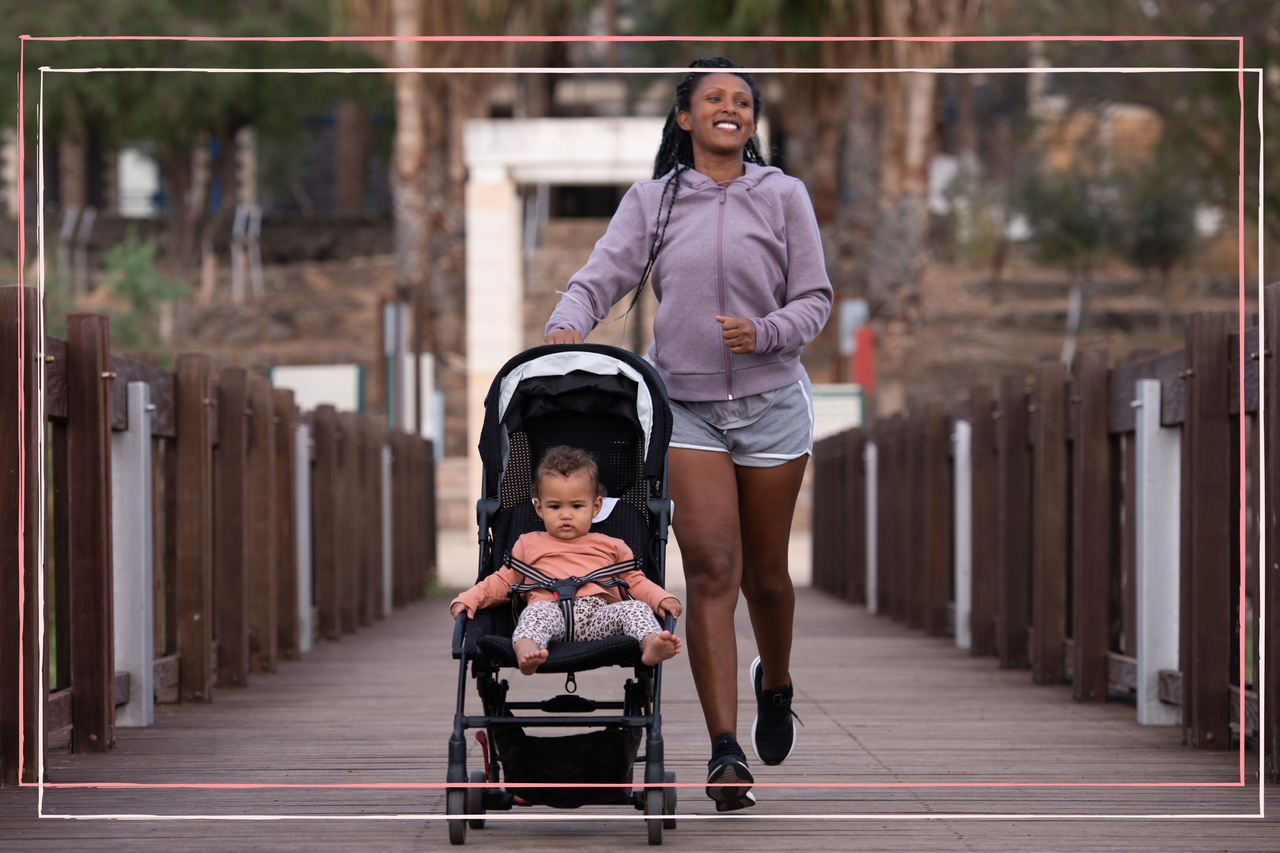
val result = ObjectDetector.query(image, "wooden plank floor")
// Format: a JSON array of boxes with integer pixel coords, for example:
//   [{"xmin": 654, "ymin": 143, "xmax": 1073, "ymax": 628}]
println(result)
[{"xmin": 2, "ymin": 586, "xmax": 1277, "ymax": 851}]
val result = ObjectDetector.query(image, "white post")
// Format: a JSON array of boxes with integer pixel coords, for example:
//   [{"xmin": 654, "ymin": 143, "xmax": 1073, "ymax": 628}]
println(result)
[
  {"xmin": 863, "ymin": 441, "xmax": 878, "ymax": 614},
  {"xmin": 112, "ymin": 382, "xmax": 153, "ymax": 727},
  {"xmin": 462, "ymin": 167, "xmax": 522, "ymax": 589},
  {"xmin": 952, "ymin": 419, "xmax": 973, "ymax": 651},
  {"xmin": 295, "ymin": 423, "xmax": 314, "ymax": 654},
  {"xmin": 382, "ymin": 443, "xmax": 394, "ymax": 616},
  {"xmin": 1134, "ymin": 379, "xmax": 1181, "ymax": 726}
]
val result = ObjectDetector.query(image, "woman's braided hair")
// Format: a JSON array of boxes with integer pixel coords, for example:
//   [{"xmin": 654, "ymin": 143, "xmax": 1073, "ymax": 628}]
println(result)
[{"xmin": 610, "ymin": 58, "xmax": 768, "ymax": 334}]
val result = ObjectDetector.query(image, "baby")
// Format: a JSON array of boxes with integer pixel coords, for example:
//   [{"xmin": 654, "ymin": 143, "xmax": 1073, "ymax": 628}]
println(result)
[{"xmin": 451, "ymin": 445, "xmax": 682, "ymax": 675}]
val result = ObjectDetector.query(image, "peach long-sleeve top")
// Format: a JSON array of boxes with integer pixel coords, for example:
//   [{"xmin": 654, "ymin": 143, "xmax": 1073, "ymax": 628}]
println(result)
[{"xmin": 450, "ymin": 531, "xmax": 675, "ymax": 616}]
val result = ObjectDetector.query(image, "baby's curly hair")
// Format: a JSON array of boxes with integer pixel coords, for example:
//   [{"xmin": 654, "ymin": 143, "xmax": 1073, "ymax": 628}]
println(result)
[{"xmin": 532, "ymin": 445, "xmax": 605, "ymax": 499}]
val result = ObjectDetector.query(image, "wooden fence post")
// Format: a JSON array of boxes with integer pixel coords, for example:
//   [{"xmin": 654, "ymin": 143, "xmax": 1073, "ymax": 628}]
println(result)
[
  {"xmin": 1264, "ymin": 285, "xmax": 1280, "ymax": 777},
  {"xmin": 892, "ymin": 414, "xmax": 911, "ymax": 624},
  {"xmin": 996, "ymin": 374, "xmax": 1031, "ymax": 669},
  {"xmin": 1031, "ymin": 361, "xmax": 1069, "ymax": 684},
  {"xmin": 365, "ymin": 421, "xmax": 386, "ymax": 620},
  {"xmin": 246, "ymin": 377, "xmax": 277, "ymax": 673},
  {"xmin": 312, "ymin": 405, "xmax": 339, "ymax": 640},
  {"xmin": 0, "ymin": 285, "xmax": 44, "ymax": 784},
  {"xmin": 337, "ymin": 411, "xmax": 361, "ymax": 630},
  {"xmin": 811, "ymin": 436, "xmax": 835, "ymax": 596},
  {"xmin": 175, "ymin": 352, "xmax": 214, "ymax": 703},
  {"xmin": 906, "ymin": 405, "xmax": 927, "ymax": 630},
  {"xmin": 1071, "ymin": 348, "xmax": 1113, "ymax": 702},
  {"xmin": 924, "ymin": 401, "xmax": 952, "ymax": 637},
  {"xmin": 391, "ymin": 431, "xmax": 408, "ymax": 608},
  {"xmin": 845, "ymin": 427, "xmax": 866, "ymax": 605},
  {"xmin": 969, "ymin": 384, "xmax": 998, "ymax": 657},
  {"xmin": 1181, "ymin": 311, "xmax": 1233, "ymax": 747},
  {"xmin": 274, "ymin": 390, "xmax": 298, "ymax": 660},
  {"xmin": 215, "ymin": 367, "xmax": 249, "ymax": 688},
  {"xmin": 66, "ymin": 314, "xmax": 115, "ymax": 751}
]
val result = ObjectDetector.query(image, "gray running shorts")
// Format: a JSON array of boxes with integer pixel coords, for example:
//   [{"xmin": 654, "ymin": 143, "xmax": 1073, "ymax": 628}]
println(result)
[{"xmin": 669, "ymin": 376, "xmax": 814, "ymax": 468}]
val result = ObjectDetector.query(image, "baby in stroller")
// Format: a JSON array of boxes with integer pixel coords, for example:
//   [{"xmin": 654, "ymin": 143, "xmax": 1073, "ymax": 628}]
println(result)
[{"xmin": 450, "ymin": 445, "xmax": 682, "ymax": 675}]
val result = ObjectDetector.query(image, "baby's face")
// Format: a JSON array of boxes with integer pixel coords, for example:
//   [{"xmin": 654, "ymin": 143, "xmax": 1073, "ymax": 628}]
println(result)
[{"xmin": 533, "ymin": 471, "xmax": 602, "ymax": 541}]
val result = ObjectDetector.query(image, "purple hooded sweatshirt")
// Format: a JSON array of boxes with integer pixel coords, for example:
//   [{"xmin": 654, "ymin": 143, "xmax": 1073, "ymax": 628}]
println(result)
[{"xmin": 545, "ymin": 162, "xmax": 833, "ymax": 402}]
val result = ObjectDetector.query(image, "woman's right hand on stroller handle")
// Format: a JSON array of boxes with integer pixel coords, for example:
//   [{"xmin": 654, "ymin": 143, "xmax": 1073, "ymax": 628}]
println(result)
[{"xmin": 543, "ymin": 329, "xmax": 584, "ymax": 346}]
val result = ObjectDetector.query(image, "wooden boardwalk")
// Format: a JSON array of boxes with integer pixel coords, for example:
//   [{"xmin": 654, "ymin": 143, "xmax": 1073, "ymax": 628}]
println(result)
[{"xmin": 2, "ymin": 587, "xmax": 1277, "ymax": 852}]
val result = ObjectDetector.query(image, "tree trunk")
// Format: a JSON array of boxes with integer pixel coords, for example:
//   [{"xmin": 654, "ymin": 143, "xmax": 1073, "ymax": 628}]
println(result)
[
  {"xmin": 335, "ymin": 99, "xmax": 369, "ymax": 215},
  {"xmin": 867, "ymin": 72, "xmax": 938, "ymax": 319}
]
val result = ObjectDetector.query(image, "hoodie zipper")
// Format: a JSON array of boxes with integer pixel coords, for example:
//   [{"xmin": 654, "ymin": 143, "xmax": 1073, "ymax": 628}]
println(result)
[{"xmin": 715, "ymin": 186, "xmax": 735, "ymax": 400}]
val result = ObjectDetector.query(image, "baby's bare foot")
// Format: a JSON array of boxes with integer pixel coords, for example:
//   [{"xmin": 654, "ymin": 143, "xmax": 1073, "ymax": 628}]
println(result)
[
  {"xmin": 518, "ymin": 648, "xmax": 549, "ymax": 675},
  {"xmin": 640, "ymin": 630, "xmax": 682, "ymax": 666}
]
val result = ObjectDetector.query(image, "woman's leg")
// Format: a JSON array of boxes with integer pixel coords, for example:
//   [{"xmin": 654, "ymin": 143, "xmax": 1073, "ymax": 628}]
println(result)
[
  {"xmin": 736, "ymin": 455, "xmax": 808, "ymax": 690},
  {"xmin": 668, "ymin": 447, "xmax": 743, "ymax": 740}
]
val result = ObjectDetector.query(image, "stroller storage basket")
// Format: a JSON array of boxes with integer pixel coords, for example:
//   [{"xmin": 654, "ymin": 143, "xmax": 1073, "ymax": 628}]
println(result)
[{"xmin": 491, "ymin": 726, "xmax": 642, "ymax": 809}]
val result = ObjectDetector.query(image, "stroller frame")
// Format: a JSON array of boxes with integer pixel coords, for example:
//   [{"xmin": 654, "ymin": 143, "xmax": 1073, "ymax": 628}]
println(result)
[{"xmin": 447, "ymin": 345, "xmax": 677, "ymax": 845}]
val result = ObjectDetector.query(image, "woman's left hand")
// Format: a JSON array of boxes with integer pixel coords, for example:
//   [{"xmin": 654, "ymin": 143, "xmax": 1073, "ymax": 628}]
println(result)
[{"xmin": 715, "ymin": 315, "xmax": 756, "ymax": 354}]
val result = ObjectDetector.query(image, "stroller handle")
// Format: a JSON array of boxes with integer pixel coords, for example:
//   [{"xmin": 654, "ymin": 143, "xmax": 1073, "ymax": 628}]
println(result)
[{"xmin": 452, "ymin": 612, "xmax": 468, "ymax": 657}]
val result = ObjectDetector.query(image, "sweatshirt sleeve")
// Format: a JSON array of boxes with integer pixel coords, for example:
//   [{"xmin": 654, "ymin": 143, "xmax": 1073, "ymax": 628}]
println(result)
[
  {"xmin": 450, "ymin": 539, "xmax": 529, "ymax": 615},
  {"xmin": 750, "ymin": 180, "xmax": 834, "ymax": 355},
  {"xmin": 545, "ymin": 182, "xmax": 654, "ymax": 339},
  {"xmin": 611, "ymin": 539, "xmax": 677, "ymax": 612}
]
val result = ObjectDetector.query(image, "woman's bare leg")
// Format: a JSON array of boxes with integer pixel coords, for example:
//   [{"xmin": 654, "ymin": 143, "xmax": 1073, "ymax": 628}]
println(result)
[
  {"xmin": 668, "ymin": 448, "xmax": 743, "ymax": 741},
  {"xmin": 737, "ymin": 456, "xmax": 808, "ymax": 690}
]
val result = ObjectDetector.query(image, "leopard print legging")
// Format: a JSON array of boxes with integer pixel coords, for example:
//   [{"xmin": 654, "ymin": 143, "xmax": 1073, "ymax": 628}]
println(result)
[{"xmin": 512, "ymin": 595, "xmax": 661, "ymax": 649}]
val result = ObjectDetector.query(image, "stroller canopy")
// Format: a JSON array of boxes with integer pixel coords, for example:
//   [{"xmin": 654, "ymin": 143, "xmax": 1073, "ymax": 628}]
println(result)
[{"xmin": 478, "ymin": 345, "xmax": 673, "ymax": 501}]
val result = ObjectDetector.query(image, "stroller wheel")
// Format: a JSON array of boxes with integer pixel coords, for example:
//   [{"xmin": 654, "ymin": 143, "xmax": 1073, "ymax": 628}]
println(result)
[
  {"xmin": 645, "ymin": 787, "xmax": 664, "ymax": 845},
  {"xmin": 663, "ymin": 771, "xmax": 677, "ymax": 829},
  {"xmin": 446, "ymin": 788, "xmax": 467, "ymax": 845},
  {"xmin": 466, "ymin": 770, "xmax": 487, "ymax": 829}
]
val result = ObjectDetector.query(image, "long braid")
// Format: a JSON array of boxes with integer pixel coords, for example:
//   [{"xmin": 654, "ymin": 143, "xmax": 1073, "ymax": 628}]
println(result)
[{"xmin": 608, "ymin": 58, "xmax": 767, "ymax": 339}]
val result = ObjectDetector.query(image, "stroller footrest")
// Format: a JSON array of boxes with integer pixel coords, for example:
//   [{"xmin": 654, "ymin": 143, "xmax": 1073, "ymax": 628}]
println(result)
[{"xmin": 476, "ymin": 634, "xmax": 645, "ymax": 672}]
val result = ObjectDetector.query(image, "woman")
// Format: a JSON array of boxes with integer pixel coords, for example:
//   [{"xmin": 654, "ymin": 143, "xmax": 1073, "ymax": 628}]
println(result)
[{"xmin": 542, "ymin": 57, "xmax": 832, "ymax": 811}]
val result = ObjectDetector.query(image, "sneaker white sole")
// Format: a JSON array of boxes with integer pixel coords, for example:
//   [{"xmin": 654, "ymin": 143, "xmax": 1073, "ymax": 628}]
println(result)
[
  {"xmin": 705, "ymin": 762, "xmax": 756, "ymax": 812},
  {"xmin": 750, "ymin": 656, "xmax": 797, "ymax": 766}
]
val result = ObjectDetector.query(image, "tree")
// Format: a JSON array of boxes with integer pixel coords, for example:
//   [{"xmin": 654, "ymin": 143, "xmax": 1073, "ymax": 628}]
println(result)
[{"xmin": 3, "ymin": 0, "xmax": 379, "ymax": 278}]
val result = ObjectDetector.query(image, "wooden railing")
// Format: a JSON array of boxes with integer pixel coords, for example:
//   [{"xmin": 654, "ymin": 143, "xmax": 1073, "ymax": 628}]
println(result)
[
  {"xmin": 812, "ymin": 299, "xmax": 1276, "ymax": 780},
  {"xmin": 0, "ymin": 285, "xmax": 437, "ymax": 786}
]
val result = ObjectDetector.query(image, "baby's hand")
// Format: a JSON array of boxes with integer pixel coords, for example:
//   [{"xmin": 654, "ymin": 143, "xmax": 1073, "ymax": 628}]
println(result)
[
  {"xmin": 450, "ymin": 602, "xmax": 471, "ymax": 619},
  {"xmin": 656, "ymin": 597, "xmax": 682, "ymax": 619}
]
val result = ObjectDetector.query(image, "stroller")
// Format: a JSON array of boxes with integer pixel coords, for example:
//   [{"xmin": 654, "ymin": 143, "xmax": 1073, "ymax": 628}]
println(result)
[{"xmin": 448, "ymin": 344, "xmax": 677, "ymax": 845}]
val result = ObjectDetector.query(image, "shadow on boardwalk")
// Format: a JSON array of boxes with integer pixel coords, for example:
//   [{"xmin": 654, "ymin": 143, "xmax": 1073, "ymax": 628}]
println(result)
[{"xmin": 1, "ymin": 588, "xmax": 1276, "ymax": 852}]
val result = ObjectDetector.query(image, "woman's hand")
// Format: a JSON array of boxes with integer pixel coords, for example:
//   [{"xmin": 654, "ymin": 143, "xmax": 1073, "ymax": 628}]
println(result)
[
  {"xmin": 656, "ymin": 597, "xmax": 683, "ymax": 619},
  {"xmin": 543, "ymin": 329, "xmax": 584, "ymax": 346},
  {"xmin": 715, "ymin": 316, "xmax": 756, "ymax": 354},
  {"xmin": 450, "ymin": 601, "xmax": 472, "ymax": 619}
]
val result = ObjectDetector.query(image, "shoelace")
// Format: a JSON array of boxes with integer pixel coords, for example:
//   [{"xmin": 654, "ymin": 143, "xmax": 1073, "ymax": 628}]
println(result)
[{"xmin": 759, "ymin": 692, "xmax": 804, "ymax": 734}]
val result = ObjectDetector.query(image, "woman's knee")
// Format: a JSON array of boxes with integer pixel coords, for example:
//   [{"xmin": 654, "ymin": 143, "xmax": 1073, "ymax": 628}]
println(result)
[
  {"xmin": 683, "ymin": 549, "xmax": 739, "ymax": 598},
  {"xmin": 740, "ymin": 564, "xmax": 793, "ymax": 607}
]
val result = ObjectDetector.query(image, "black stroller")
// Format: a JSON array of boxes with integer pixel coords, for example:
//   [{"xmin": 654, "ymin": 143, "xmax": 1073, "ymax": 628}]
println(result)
[{"xmin": 448, "ymin": 344, "xmax": 677, "ymax": 845}]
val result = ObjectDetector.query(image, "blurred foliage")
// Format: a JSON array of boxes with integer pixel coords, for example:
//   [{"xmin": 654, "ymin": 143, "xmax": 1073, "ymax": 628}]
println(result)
[
  {"xmin": 2, "ymin": 0, "xmax": 385, "ymax": 209},
  {"xmin": 101, "ymin": 227, "xmax": 186, "ymax": 353},
  {"xmin": 1014, "ymin": 165, "xmax": 1120, "ymax": 278},
  {"xmin": 985, "ymin": 0, "xmax": 1278, "ymax": 242},
  {"xmin": 1122, "ymin": 153, "xmax": 1198, "ymax": 282}
]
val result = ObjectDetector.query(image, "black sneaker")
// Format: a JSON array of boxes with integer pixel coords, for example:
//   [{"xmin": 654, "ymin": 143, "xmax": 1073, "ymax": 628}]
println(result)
[
  {"xmin": 750, "ymin": 656, "xmax": 801, "ymax": 766},
  {"xmin": 705, "ymin": 734, "xmax": 756, "ymax": 812}
]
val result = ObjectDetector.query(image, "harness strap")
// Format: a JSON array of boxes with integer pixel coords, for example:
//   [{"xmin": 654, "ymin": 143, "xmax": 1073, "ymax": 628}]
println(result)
[{"xmin": 503, "ymin": 552, "xmax": 641, "ymax": 643}]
